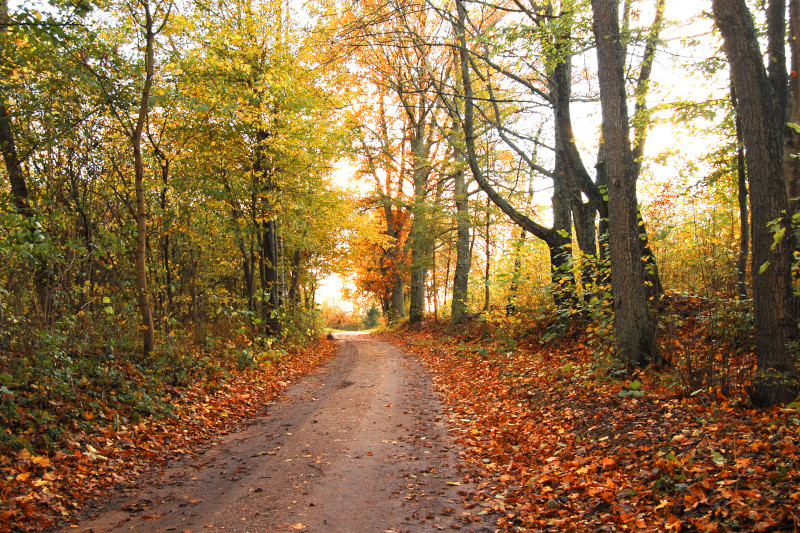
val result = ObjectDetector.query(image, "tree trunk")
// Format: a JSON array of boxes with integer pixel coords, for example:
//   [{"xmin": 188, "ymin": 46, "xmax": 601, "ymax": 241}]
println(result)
[
  {"xmin": 407, "ymin": 111, "xmax": 431, "ymax": 326},
  {"xmin": 444, "ymin": 235, "xmax": 453, "ymax": 313},
  {"xmin": 785, "ymin": 0, "xmax": 800, "ymax": 202},
  {"xmin": 550, "ymin": 43, "xmax": 606, "ymax": 298},
  {"xmin": 0, "ymin": 102, "xmax": 30, "ymax": 217},
  {"xmin": 591, "ymin": 0, "xmax": 657, "ymax": 366},
  {"xmin": 132, "ymin": 1, "xmax": 157, "ymax": 355},
  {"xmin": 390, "ymin": 272, "xmax": 405, "ymax": 320},
  {"xmin": 262, "ymin": 217, "xmax": 281, "ymax": 335},
  {"xmin": 455, "ymin": 0, "xmax": 574, "ymax": 302},
  {"xmin": 731, "ymin": 81, "xmax": 750, "ymax": 299},
  {"xmin": 551, "ymin": 144, "xmax": 575, "ymax": 307},
  {"xmin": 253, "ymin": 129, "xmax": 281, "ymax": 337},
  {"xmin": 382, "ymin": 201, "xmax": 406, "ymax": 321},
  {"xmin": 0, "ymin": 0, "xmax": 29, "ymax": 216},
  {"xmin": 713, "ymin": 0, "xmax": 800, "ymax": 406},
  {"xmin": 483, "ymin": 196, "xmax": 490, "ymax": 312},
  {"xmin": 155, "ymin": 155, "xmax": 173, "ymax": 324},
  {"xmin": 431, "ymin": 245, "xmax": 438, "ymax": 323},
  {"xmin": 451, "ymin": 149, "xmax": 471, "ymax": 325},
  {"xmin": 288, "ymin": 248, "xmax": 301, "ymax": 310}
]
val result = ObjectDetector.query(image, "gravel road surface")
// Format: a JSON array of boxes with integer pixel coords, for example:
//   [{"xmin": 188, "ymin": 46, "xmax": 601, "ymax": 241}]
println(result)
[{"xmin": 71, "ymin": 333, "xmax": 494, "ymax": 533}]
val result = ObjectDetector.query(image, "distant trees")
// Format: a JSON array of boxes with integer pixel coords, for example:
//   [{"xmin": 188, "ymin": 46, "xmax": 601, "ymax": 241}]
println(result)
[{"xmin": 339, "ymin": 0, "xmax": 800, "ymax": 405}]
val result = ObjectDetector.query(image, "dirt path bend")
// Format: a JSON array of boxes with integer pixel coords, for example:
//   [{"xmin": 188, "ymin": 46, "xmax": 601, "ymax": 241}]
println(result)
[{"xmin": 72, "ymin": 333, "xmax": 494, "ymax": 533}]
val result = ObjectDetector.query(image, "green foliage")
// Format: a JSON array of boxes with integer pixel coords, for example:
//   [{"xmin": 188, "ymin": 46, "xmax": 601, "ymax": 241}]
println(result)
[
  {"xmin": 539, "ymin": 249, "xmax": 616, "ymax": 359},
  {"xmin": 618, "ymin": 380, "xmax": 646, "ymax": 397},
  {"xmin": 362, "ymin": 304, "xmax": 381, "ymax": 329},
  {"xmin": 706, "ymin": 298, "xmax": 754, "ymax": 351},
  {"xmin": 280, "ymin": 306, "xmax": 325, "ymax": 347}
]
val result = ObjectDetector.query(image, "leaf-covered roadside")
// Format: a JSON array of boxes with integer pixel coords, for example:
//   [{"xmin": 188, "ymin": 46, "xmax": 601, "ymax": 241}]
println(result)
[
  {"xmin": 0, "ymin": 337, "xmax": 336, "ymax": 533},
  {"xmin": 390, "ymin": 325, "xmax": 800, "ymax": 532}
]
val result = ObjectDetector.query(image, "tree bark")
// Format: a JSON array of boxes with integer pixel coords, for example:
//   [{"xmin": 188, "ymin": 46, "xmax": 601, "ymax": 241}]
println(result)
[
  {"xmin": 483, "ymin": 196, "xmax": 490, "ymax": 312},
  {"xmin": 448, "ymin": 70, "xmax": 472, "ymax": 325},
  {"xmin": 591, "ymin": 0, "xmax": 657, "ymax": 366},
  {"xmin": 408, "ymin": 118, "xmax": 431, "ymax": 325},
  {"xmin": 451, "ymin": 153, "xmax": 471, "ymax": 324},
  {"xmin": 288, "ymin": 248, "xmax": 301, "ymax": 309},
  {"xmin": 390, "ymin": 271, "xmax": 405, "ymax": 320},
  {"xmin": 382, "ymin": 201, "xmax": 406, "ymax": 321},
  {"xmin": 713, "ymin": 0, "xmax": 800, "ymax": 406},
  {"xmin": 253, "ymin": 129, "xmax": 281, "ymax": 337},
  {"xmin": 730, "ymin": 81, "xmax": 750, "ymax": 299},
  {"xmin": 455, "ymin": 0, "xmax": 574, "ymax": 302},
  {"xmin": 132, "ymin": 1, "xmax": 157, "ymax": 355},
  {"xmin": 784, "ymin": 0, "xmax": 800, "ymax": 201},
  {"xmin": 0, "ymin": 101, "xmax": 30, "ymax": 217}
]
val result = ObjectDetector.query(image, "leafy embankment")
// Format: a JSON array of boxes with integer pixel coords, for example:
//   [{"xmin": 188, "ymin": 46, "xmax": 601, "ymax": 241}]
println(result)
[
  {"xmin": 0, "ymin": 337, "xmax": 336, "ymax": 532},
  {"xmin": 391, "ymin": 322, "xmax": 800, "ymax": 532}
]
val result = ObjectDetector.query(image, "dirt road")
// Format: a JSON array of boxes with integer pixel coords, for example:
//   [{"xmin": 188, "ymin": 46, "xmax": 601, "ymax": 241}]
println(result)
[{"xmin": 72, "ymin": 333, "xmax": 494, "ymax": 533}]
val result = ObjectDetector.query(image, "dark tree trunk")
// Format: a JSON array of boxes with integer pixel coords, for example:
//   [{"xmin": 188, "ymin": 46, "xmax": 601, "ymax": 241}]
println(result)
[
  {"xmin": 382, "ymin": 202, "xmax": 406, "ymax": 321},
  {"xmin": 0, "ymin": 102, "xmax": 31, "ymax": 217},
  {"xmin": 153, "ymin": 151, "xmax": 173, "ymax": 324},
  {"xmin": 593, "ymin": 158, "xmax": 612, "ymax": 293},
  {"xmin": 591, "ymin": 0, "xmax": 657, "ymax": 366},
  {"xmin": 713, "ymin": 0, "xmax": 800, "ymax": 406},
  {"xmin": 288, "ymin": 249, "xmax": 301, "ymax": 309},
  {"xmin": 408, "ymin": 120, "xmax": 431, "ymax": 325},
  {"xmin": 262, "ymin": 217, "xmax": 281, "ymax": 335},
  {"xmin": 1, "ymin": 3, "xmax": 28, "ymax": 215},
  {"xmin": 390, "ymin": 273, "xmax": 405, "ymax": 320},
  {"xmin": 132, "ymin": 1, "xmax": 157, "ymax": 355},
  {"xmin": 785, "ymin": 0, "xmax": 800, "ymax": 202},
  {"xmin": 551, "ymin": 144, "xmax": 575, "ymax": 307},
  {"xmin": 483, "ymin": 196, "xmax": 490, "ymax": 312},
  {"xmin": 408, "ymin": 255, "xmax": 426, "ymax": 323},
  {"xmin": 451, "ymin": 155, "xmax": 471, "ymax": 325},
  {"xmin": 253, "ymin": 129, "xmax": 281, "ymax": 337},
  {"xmin": 731, "ymin": 81, "xmax": 750, "ymax": 300}
]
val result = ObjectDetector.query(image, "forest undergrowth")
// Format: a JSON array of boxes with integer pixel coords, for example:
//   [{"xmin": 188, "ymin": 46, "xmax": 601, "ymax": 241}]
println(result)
[
  {"xmin": 0, "ymin": 334, "xmax": 337, "ymax": 532},
  {"xmin": 390, "ymin": 296, "xmax": 800, "ymax": 532}
]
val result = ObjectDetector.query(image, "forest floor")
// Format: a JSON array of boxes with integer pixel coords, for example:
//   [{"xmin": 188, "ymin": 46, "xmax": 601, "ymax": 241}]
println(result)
[
  {"xmin": 48, "ymin": 333, "xmax": 492, "ymax": 533},
  {"xmin": 3, "ymin": 314, "xmax": 800, "ymax": 532},
  {"xmin": 2, "ymin": 336, "xmax": 337, "ymax": 532},
  {"xmin": 389, "ymin": 318, "xmax": 800, "ymax": 532}
]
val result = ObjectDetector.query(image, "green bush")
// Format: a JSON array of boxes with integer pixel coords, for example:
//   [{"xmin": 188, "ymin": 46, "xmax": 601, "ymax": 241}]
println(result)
[{"xmin": 362, "ymin": 304, "xmax": 381, "ymax": 329}]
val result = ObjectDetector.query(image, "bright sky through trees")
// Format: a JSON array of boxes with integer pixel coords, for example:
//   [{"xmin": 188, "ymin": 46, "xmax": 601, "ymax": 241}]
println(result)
[{"xmin": 317, "ymin": 1, "xmax": 727, "ymax": 311}]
